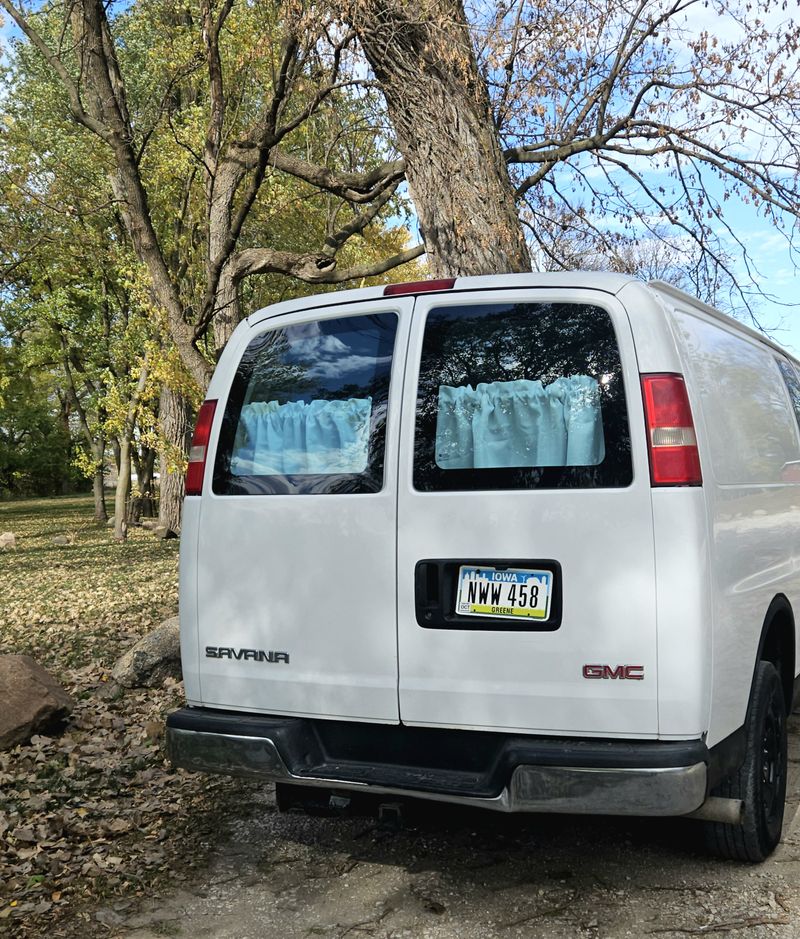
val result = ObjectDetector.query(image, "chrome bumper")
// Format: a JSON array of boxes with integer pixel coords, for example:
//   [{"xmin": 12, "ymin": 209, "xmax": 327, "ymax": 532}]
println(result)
[{"xmin": 166, "ymin": 726, "xmax": 707, "ymax": 817}]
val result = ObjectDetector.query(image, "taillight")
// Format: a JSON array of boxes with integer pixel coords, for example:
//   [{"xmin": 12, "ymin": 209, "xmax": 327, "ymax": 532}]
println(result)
[
  {"xmin": 185, "ymin": 399, "xmax": 217, "ymax": 496},
  {"xmin": 641, "ymin": 374, "xmax": 702, "ymax": 487},
  {"xmin": 384, "ymin": 278, "xmax": 455, "ymax": 296}
]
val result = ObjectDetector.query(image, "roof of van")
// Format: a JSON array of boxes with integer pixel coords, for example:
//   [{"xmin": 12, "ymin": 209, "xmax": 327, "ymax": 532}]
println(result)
[
  {"xmin": 246, "ymin": 272, "xmax": 641, "ymax": 324},
  {"xmin": 245, "ymin": 271, "xmax": 796, "ymax": 363}
]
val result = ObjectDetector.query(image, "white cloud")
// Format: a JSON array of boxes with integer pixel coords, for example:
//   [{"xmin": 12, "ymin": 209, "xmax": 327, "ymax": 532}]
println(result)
[{"xmin": 307, "ymin": 354, "xmax": 392, "ymax": 379}]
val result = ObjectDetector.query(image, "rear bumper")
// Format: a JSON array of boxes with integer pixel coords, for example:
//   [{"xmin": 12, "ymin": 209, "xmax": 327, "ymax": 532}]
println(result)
[{"xmin": 166, "ymin": 707, "xmax": 709, "ymax": 817}]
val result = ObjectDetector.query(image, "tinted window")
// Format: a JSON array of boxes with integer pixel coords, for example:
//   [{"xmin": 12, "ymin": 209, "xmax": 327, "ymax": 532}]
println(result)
[
  {"xmin": 414, "ymin": 302, "xmax": 632, "ymax": 491},
  {"xmin": 214, "ymin": 313, "xmax": 397, "ymax": 495},
  {"xmin": 776, "ymin": 357, "xmax": 800, "ymax": 431}
]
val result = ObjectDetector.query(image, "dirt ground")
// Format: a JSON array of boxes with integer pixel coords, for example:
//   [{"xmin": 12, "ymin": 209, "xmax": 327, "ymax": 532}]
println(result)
[{"xmin": 114, "ymin": 712, "xmax": 800, "ymax": 939}]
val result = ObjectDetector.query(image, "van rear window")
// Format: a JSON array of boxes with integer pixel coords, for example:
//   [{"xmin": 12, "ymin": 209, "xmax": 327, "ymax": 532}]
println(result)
[
  {"xmin": 414, "ymin": 302, "xmax": 632, "ymax": 491},
  {"xmin": 213, "ymin": 312, "xmax": 397, "ymax": 495}
]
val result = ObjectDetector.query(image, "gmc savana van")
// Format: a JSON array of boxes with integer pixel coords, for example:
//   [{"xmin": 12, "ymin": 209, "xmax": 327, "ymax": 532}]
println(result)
[{"xmin": 167, "ymin": 273, "xmax": 800, "ymax": 862}]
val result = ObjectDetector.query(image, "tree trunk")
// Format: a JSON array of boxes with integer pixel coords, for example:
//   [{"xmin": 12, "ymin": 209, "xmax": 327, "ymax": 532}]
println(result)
[
  {"xmin": 114, "ymin": 435, "xmax": 131, "ymax": 541},
  {"xmin": 91, "ymin": 439, "xmax": 107, "ymax": 521},
  {"xmin": 345, "ymin": 0, "xmax": 530, "ymax": 277},
  {"xmin": 158, "ymin": 385, "xmax": 192, "ymax": 535},
  {"xmin": 140, "ymin": 447, "xmax": 158, "ymax": 518},
  {"xmin": 92, "ymin": 469, "xmax": 107, "ymax": 520},
  {"xmin": 67, "ymin": 0, "xmax": 213, "ymax": 391},
  {"xmin": 212, "ymin": 264, "xmax": 241, "ymax": 357},
  {"xmin": 58, "ymin": 341, "xmax": 108, "ymax": 516},
  {"xmin": 130, "ymin": 444, "xmax": 157, "ymax": 522},
  {"xmin": 113, "ymin": 354, "xmax": 149, "ymax": 541},
  {"xmin": 58, "ymin": 391, "xmax": 73, "ymax": 495}
]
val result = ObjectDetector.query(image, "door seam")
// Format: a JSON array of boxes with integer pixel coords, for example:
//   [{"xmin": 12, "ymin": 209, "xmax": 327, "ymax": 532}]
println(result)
[{"xmin": 395, "ymin": 301, "xmax": 417, "ymax": 722}]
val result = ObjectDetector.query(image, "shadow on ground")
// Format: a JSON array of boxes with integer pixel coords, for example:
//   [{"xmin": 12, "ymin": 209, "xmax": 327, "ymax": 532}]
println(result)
[{"xmin": 117, "ymin": 713, "xmax": 800, "ymax": 939}]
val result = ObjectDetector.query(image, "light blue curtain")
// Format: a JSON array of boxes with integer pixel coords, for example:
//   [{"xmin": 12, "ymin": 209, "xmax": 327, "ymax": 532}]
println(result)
[
  {"xmin": 232, "ymin": 398, "xmax": 372, "ymax": 475},
  {"xmin": 435, "ymin": 376, "xmax": 604, "ymax": 470}
]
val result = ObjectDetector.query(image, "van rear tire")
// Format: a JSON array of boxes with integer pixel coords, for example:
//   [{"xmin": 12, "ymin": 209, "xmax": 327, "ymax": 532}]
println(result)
[{"xmin": 702, "ymin": 661, "xmax": 787, "ymax": 862}]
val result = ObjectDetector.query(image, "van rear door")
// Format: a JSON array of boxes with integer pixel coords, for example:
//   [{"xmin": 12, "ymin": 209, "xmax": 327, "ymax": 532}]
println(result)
[
  {"xmin": 397, "ymin": 288, "xmax": 659, "ymax": 736},
  {"xmin": 194, "ymin": 298, "xmax": 411, "ymax": 723}
]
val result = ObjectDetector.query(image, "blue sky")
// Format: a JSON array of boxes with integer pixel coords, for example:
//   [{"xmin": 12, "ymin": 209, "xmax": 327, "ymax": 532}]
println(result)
[{"xmin": 729, "ymin": 221, "xmax": 800, "ymax": 356}]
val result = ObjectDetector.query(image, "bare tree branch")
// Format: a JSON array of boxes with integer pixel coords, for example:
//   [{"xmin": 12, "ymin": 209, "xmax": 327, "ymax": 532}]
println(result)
[
  {"xmin": 229, "ymin": 242, "xmax": 424, "ymax": 284},
  {"xmin": 268, "ymin": 150, "xmax": 406, "ymax": 203},
  {"xmin": 323, "ymin": 182, "xmax": 401, "ymax": 255}
]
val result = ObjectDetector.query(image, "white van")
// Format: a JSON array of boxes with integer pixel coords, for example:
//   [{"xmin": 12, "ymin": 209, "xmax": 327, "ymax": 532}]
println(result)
[{"xmin": 167, "ymin": 273, "xmax": 800, "ymax": 862}]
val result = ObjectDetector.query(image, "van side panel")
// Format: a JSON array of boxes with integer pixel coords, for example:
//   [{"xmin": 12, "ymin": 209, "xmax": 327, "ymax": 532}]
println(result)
[
  {"xmin": 650, "ymin": 489, "xmax": 711, "ymax": 737},
  {"xmin": 179, "ymin": 323, "xmax": 251, "ymax": 709},
  {"xmin": 669, "ymin": 309, "xmax": 800, "ymax": 747},
  {"xmin": 179, "ymin": 498, "xmax": 203, "ymax": 706},
  {"xmin": 618, "ymin": 282, "xmax": 712, "ymax": 740}
]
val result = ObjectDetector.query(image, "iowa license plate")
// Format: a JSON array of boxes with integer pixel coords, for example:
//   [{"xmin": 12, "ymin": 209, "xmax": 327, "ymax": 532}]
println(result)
[{"xmin": 456, "ymin": 566, "xmax": 552, "ymax": 621}]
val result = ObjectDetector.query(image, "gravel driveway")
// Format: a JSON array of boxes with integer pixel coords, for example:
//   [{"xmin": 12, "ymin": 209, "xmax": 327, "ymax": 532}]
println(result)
[{"xmin": 121, "ymin": 711, "xmax": 800, "ymax": 939}]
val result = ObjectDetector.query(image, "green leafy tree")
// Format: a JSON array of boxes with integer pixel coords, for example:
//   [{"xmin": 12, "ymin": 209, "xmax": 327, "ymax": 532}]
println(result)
[
  {"xmin": 1, "ymin": 0, "xmax": 421, "ymax": 381},
  {"xmin": 0, "ymin": 339, "xmax": 79, "ymax": 497},
  {"xmin": 0, "ymin": 0, "xmax": 423, "ymax": 532}
]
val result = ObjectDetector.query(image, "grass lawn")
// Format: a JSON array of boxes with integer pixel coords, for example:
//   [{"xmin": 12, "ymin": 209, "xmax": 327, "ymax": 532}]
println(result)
[
  {"xmin": 0, "ymin": 495, "xmax": 255, "ymax": 938},
  {"xmin": 0, "ymin": 494, "xmax": 178, "ymax": 669}
]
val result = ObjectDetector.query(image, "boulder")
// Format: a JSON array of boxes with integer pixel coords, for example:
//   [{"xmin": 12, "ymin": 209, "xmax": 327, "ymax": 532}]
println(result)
[
  {"xmin": 112, "ymin": 616, "xmax": 182, "ymax": 688},
  {"xmin": 0, "ymin": 532, "xmax": 16, "ymax": 550},
  {"xmin": 0, "ymin": 656, "xmax": 74, "ymax": 750}
]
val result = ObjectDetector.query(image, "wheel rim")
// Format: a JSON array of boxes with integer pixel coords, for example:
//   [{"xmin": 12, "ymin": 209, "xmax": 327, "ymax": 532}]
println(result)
[{"xmin": 760, "ymin": 694, "xmax": 786, "ymax": 826}]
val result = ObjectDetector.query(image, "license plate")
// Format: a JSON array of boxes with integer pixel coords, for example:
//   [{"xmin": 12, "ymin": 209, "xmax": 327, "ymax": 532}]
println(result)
[{"xmin": 456, "ymin": 565, "xmax": 553, "ymax": 621}]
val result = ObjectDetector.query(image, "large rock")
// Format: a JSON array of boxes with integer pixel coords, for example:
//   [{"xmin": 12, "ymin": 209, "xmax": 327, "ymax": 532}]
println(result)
[
  {"xmin": 0, "ymin": 656, "xmax": 74, "ymax": 750},
  {"xmin": 0, "ymin": 532, "xmax": 16, "ymax": 550},
  {"xmin": 112, "ymin": 616, "xmax": 182, "ymax": 688}
]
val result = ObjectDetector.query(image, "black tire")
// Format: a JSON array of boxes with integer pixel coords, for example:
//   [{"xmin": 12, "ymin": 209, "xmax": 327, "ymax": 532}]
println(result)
[{"xmin": 703, "ymin": 660, "xmax": 788, "ymax": 862}]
